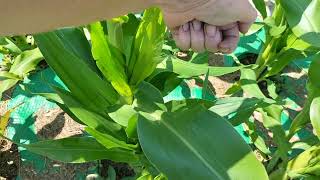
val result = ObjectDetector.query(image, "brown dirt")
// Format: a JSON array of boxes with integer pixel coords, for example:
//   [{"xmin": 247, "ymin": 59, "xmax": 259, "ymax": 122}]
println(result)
[
  {"xmin": 207, "ymin": 53, "xmax": 240, "ymax": 97},
  {"xmin": 17, "ymin": 108, "xmax": 97, "ymax": 180},
  {"xmin": 0, "ymin": 99, "xmax": 20, "ymax": 180},
  {"xmin": 34, "ymin": 108, "xmax": 84, "ymax": 140}
]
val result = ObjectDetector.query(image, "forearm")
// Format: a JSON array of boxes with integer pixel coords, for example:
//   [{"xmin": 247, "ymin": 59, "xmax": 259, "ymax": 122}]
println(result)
[{"xmin": 0, "ymin": 0, "xmax": 154, "ymax": 36}]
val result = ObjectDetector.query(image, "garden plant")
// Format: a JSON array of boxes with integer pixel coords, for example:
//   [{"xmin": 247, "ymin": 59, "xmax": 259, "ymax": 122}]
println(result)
[
  {"xmin": 0, "ymin": 35, "xmax": 43, "ymax": 98},
  {"xmin": 0, "ymin": 0, "xmax": 320, "ymax": 179}
]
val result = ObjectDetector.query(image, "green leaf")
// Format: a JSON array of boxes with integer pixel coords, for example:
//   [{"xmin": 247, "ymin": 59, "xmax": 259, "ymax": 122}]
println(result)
[
  {"xmin": 128, "ymin": 8, "xmax": 166, "ymax": 86},
  {"xmin": 280, "ymin": 0, "xmax": 320, "ymax": 47},
  {"xmin": 85, "ymin": 127, "xmax": 137, "ymax": 151},
  {"xmin": 53, "ymin": 87, "xmax": 123, "ymax": 138},
  {"xmin": 260, "ymin": 110, "xmax": 291, "ymax": 161},
  {"xmin": 0, "ymin": 37, "xmax": 22, "ymax": 55},
  {"xmin": 310, "ymin": 97, "xmax": 320, "ymax": 138},
  {"xmin": 266, "ymin": 48, "xmax": 309, "ymax": 77},
  {"xmin": 108, "ymin": 104, "xmax": 137, "ymax": 127},
  {"xmin": 0, "ymin": 71, "xmax": 21, "ymax": 80},
  {"xmin": 19, "ymin": 137, "xmax": 139, "ymax": 163},
  {"xmin": 287, "ymin": 145, "xmax": 320, "ymax": 179},
  {"xmin": 134, "ymin": 82, "xmax": 167, "ymax": 113},
  {"xmin": 210, "ymin": 97, "xmax": 265, "ymax": 126},
  {"xmin": 9, "ymin": 48, "xmax": 43, "ymax": 76},
  {"xmin": 90, "ymin": 21, "xmax": 133, "ymax": 103},
  {"xmin": 240, "ymin": 68, "xmax": 265, "ymax": 98},
  {"xmin": 54, "ymin": 28, "xmax": 99, "ymax": 73},
  {"xmin": 138, "ymin": 105, "xmax": 268, "ymax": 180},
  {"xmin": 34, "ymin": 29, "xmax": 119, "ymax": 112},
  {"xmin": 252, "ymin": 0, "xmax": 267, "ymax": 19},
  {"xmin": 161, "ymin": 56, "xmax": 243, "ymax": 78},
  {"xmin": 0, "ymin": 79, "xmax": 18, "ymax": 99},
  {"xmin": 106, "ymin": 166, "xmax": 117, "ymax": 180},
  {"xmin": 289, "ymin": 55, "xmax": 320, "ymax": 137},
  {"xmin": 309, "ymin": 54, "xmax": 320, "ymax": 88}
]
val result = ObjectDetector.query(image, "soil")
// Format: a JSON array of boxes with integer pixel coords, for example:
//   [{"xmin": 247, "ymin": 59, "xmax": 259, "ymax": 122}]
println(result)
[{"xmin": 207, "ymin": 53, "xmax": 240, "ymax": 97}]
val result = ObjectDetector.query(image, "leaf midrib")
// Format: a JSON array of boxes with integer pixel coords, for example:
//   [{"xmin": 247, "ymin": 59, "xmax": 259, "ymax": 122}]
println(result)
[{"xmin": 161, "ymin": 120, "xmax": 225, "ymax": 180}]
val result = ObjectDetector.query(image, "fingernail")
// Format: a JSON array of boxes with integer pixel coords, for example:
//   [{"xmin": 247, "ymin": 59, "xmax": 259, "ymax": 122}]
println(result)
[
  {"xmin": 183, "ymin": 23, "xmax": 190, "ymax": 32},
  {"xmin": 192, "ymin": 21, "xmax": 202, "ymax": 31},
  {"xmin": 205, "ymin": 25, "xmax": 217, "ymax": 37}
]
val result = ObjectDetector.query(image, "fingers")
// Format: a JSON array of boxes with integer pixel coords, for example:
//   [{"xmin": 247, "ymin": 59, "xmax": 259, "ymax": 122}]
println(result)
[
  {"xmin": 239, "ymin": 4, "xmax": 257, "ymax": 34},
  {"xmin": 218, "ymin": 24, "xmax": 240, "ymax": 54},
  {"xmin": 172, "ymin": 21, "xmax": 240, "ymax": 54},
  {"xmin": 190, "ymin": 20, "xmax": 205, "ymax": 52},
  {"xmin": 204, "ymin": 24, "xmax": 222, "ymax": 52},
  {"xmin": 171, "ymin": 23, "xmax": 191, "ymax": 51},
  {"xmin": 238, "ymin": 21, "xmax": 253, "ymax": 34}
]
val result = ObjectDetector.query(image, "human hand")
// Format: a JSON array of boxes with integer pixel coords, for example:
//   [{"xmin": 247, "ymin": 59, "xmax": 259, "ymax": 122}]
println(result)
[
  {"xmin": 172, "ymin": 20, "xmax": 240, "ymax": 54},
  {"xmin": 157, "ymin": 0, "xmax": 256, "ymax": 53}
]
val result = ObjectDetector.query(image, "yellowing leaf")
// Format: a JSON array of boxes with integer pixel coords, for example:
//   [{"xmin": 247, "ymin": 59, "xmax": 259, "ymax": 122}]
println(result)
[{"xmin": 0, "ymin": 103, "xmax": 22, "ymax": 134}]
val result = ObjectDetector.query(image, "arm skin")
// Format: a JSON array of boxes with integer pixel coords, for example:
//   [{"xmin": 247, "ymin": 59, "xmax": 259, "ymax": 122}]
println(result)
[
  {"xmin": 0, "ymin": 0, "xmax": 256, "ymax": 53},
  {"xmin": 0, "ymin": 0, "xmax": 154, "ymax": 36}
]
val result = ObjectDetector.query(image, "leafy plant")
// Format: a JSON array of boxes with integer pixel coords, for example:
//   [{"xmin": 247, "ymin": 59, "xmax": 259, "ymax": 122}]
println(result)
[
  {"xmin": 1, "ymin": 0, "xmax": 319, "ymax": 179},
  {"xmin": 0, "ymin": 35, "xmax": 43, "ymax": 98},
  {"xmin": 228, "ymin": 0, "xmax": 320, "ymax": 179},
  {"xmin": 0, "ymin": 8, "xmax": 269, "ymax": 179}
]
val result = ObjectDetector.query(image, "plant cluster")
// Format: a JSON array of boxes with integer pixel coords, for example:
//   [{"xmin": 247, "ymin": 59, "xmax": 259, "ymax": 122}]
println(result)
[{"xmin": 0, "ymin": 0, "xmax": 319, "ymax": 179}]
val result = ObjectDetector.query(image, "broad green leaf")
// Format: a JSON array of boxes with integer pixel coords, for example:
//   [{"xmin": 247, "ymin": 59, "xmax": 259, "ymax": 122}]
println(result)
[
  {"xmin": 0, "ymin": 71, "xmax": 22, "ymax": 80},
  {"xmin": 106, "ymin": 166, "xmax": 117, "ymax": 180},
  {"xmin": 108, "ymin": 104, "xmax": 137, "ymax": 127},
  {"xmin": 210, "ymin": 97, "xmax": 265, "ymax": 126},
  {"xmin": 0, "ymin": 48, "xmax": 43, "ymax": 98},
  {"xmin": 245, "ymin": 22, "xmax": 265, "ymax": 36},
  {"xmin": 190, "ymin": 52, "xmax": 209, "ymax": 64},
  {"xmin": 0, "ymin": 37, "xmax": 22, "ymax": 55},
  {"xmin": 309, "ymin": 54, "xmax": 320, "ymax": 88},
  {"xmin": 246, "ymin": 119, "xmax": 271, "ymax": 155},
  {"xmin": 161, "ymin": 56, "xmax": 243, "ymax": 78},
  {"xmin": 128, "ymin": 8, "xmax": 166, "ymax": 86},
  {"xmin": 53, "ymin": 87, "xmax": 123, "ymax": 138},
  {"xmin": 85, "ymin": 127, "xmax": 137, "ymax": 151},
  {"xmin": 252, "ymin": 0, "xmax": 267, "ymax": 19},
  {"xmin": 134, "ymin": 82, "xmax": 167, "ymax": 113},
  {"xmin": 54, "ymin": 28, "xmax": 99, "ymax": 73},
  {"xmin": 286, "ymin": 33, "xmax": 320, "ymax": 52},
  {"xmin": 107, "ymin": 14, "xmax": 140, "ymax": 63},
  {"xmin": 138, "ymin": 105, "xmax": 268, "ymax": 180},
  {"xmin": 90, "ymin": 21, "xmax": 133, "ymax": 103},
  {"xmin": 240, "ymin": 68, "xmax": 265, "ymax": 98},
  {"xmin": 287, "ymin": 145, "xmax": 320, "ymax": 179},
  {"xmin": 290, "ymin": 55, "xmax": 320, "ymax": 137},
  {"xmin": 34, "ymin": 30, "xmax": 119, "ymax": 112},
  {"xmin": 165, "ymin": 99, "xmax": 215, "ymax": 113},
  {"xmin": 0, "ymin": 79, "xmax": 18, "ymax": 99},
  {"xmin": 310, "ymin": 97, "xmax": 320, "ymax": 138},
  {"xmin": 280, "ymin": 0, "xmax": 320, "ymax": 47},
  {"xmin": 125, "ymin": 114, "xmax": 138, "ymax": 139},
  {"xmin": 9, "ymin": 48, "xmax": 43, "ymax": 76},
  {"xmin": 240, "ymin": 68, "xmax": 284, "ymax": 126},
  {"xmin": 19, "ymin": 137, "xmax": 139, "ymax": 163},
  {"xmin": 147, "ymin": 70, "xmax": 182, "ymax": 96},
  {"xmin": 260, "ymin": 110, "xmax": 291, "ymax": 161}
]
